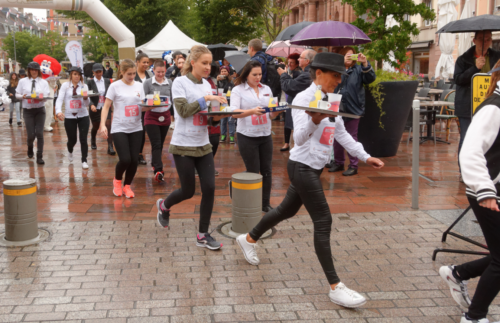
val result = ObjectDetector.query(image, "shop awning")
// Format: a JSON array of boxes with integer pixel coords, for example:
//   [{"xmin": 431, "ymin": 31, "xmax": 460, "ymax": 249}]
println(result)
[{"xmin": 408, "ymin": 41, "xmax": 434, "ymax": 49}]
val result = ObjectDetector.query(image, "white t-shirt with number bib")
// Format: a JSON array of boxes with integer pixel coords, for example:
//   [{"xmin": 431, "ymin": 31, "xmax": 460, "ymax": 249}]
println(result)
[
  {"xmin": 106, "ymin": 80, "xmax": 145, "ymax": 134},
  {"xmin": 230, "ymin": 82, "xmax": 273, "ymax": 137},
  {"xmin": 289, "ymin": 82, "xmax": 370, "ymax": 170},
  {"xmin": 170, "ymin": 76, "xmax": 212, "ymax": 147}
]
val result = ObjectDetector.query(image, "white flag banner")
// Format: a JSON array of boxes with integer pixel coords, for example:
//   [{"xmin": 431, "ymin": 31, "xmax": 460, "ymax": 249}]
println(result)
[{"xmin": 65, "ymin": 40, "xmax": 84, "ymax": 69}]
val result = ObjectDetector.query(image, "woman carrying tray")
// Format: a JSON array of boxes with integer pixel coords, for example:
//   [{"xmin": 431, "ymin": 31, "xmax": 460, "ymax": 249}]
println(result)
[
  {"xmin": 55, "ymin": 66, "xmax": 91, "ymax": 169},
  {"xmin": 155, "ymin": 45, "xmax": 229, "ymax": 250},
  {"xmin": 236, "ymin": 53, "xmax": 384, "ymax": 308},
  {"xmin": 230, "ymin": 60, "xmax": 284, "ymax": 212},
  {"xmin": 142, "ymin": 60, "xmax": 173, "ymax": 183}
]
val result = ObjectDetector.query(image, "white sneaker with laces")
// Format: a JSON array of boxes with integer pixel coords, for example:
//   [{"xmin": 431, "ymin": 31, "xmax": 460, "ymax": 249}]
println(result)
[
  {"xmin": 68, "ymin": 153, "xmax": 73, "ymax": 162},
  {"xmin": 328, "ymin": 282, "xmax": 366, "ymax": 308},
  {"xmin": 439, "ymin": 265, "xmax": 471, "ymax": 308},
  {"xmin": 236, "ymin": 234, "xmax": 260, "ymax": 265},
  {"xmin": 460, "ymin": 314, "xmax": 489, "ymax": 323},
  {"xmin": 82, "ymin": 162, "xmax": 89, "ymax": 169},
  {"xmin": 44, "ymin": 126, "xmax": 53, "ymax": 132}
]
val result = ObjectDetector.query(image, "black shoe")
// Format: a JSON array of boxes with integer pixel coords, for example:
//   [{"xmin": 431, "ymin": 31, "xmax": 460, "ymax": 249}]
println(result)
[
  {"xmin": 280, "ymin": 145, "xmax": 290, "ymax": 152},
  {"xmin": 91, "ymin": 139, "xmax": 97, "ymax": 150},
  {"xmin": 325, "ymin": 160, "xmax": 334, "ymax": 168},
  {"xmin": 17, "ymin": 122, "xmax": 21, "ymax": 127},
  {"xmin": 328, "ymin": 164, "xmax": 344, "ymax": 173},
  {"xmin": 262, "ymin": 205, "xmax": 274, "ymax": 212},
  {"xmin": 9, "ymin": 118, "xmax": 12, "ymax": 125},
  {"xmin": 36, "ymin": 157, "xmax": 44, "ymax": 165},
  {"xmin": 27, "ymin": 148, "xmax": 34, "ymax": 159},
  {"xmin": 342, "ymin": 167, "xmax": 358, "ymax": 176},
  {"xmin": 107, "ymin": 143, "xmax": 116, "ymax": 156},
  {"xmin": 138, "ymin": 154, "xmax": 147, "ymax": 165}
]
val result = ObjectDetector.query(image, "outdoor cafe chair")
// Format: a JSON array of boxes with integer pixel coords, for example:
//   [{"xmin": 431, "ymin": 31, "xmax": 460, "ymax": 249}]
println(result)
[
  {"xmin": 442, "ymin": 83, "xmax": 451, "ymax": 90},
  {"xmin": 416, "ymin": 87, "xmax": 431, "ymax": 98},
  {"xmin": 423, "ymin": 82, "xmax": 431, "ymax": 88},
  {"xmin": 435, "ymin": 91, "xmax": 459, "ymax": 142}
]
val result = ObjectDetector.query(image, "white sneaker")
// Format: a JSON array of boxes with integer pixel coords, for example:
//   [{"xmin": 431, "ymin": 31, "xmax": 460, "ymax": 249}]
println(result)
[
  {"xmin": 82, "ymin": 162, "xmax": 89, "ymax": 169},
  {"xmin": 236, "ymin": 234, "xmax": 260, "ymax": 265},
  {"xmin": 68, "ymin": 153, "xmax": 73, "ymax": 162},
  {"xmin": 170, "ymin": 123, "xmax": 175, "ymax": 130},
  {"xmin": 328, "ymin": 282, "xmax": 366, "ymax": 308},
  {"xmin": 460, "ymin": 314, "xmax": 489, "ymax": 323},
  {"xmin": 44, "ymin": 126, "xmax": 53, "ymax": 132},
  {"xmin": 439, "ymin": 265, "xmax": 471, "ymax": 308}
]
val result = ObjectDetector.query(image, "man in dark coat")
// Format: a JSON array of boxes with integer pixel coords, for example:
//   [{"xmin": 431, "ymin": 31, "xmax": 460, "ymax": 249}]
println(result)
[
  {"xmin": 277, "ymin": 49, "xmax": 317, "ymax": 151},
  {"xmin": 103, "ymin": 62, "xmax": 114, "ymax": 79},
  {"xmin": 166, "ymin": 51, "xmax": 186, "ymax": 79},
  {"xmin": 455, "ymin": 31, "xmax": 500, "ymax": 169}
]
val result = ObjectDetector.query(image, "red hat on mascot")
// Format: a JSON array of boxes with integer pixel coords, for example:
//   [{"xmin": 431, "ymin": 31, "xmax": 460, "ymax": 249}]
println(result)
[{"xmin": 33, "ymin": 54, "xmax": 62, "ymax": 79}]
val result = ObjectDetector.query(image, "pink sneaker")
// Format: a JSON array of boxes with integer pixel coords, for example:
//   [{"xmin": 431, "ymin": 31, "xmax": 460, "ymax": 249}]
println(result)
[
  {"xmin": 123, "ymin": 185, "xmax": 135, "ymax": 198},
  {"xmin": 113, "ymin": 178, "xmax": 122, "ymax": 197}
]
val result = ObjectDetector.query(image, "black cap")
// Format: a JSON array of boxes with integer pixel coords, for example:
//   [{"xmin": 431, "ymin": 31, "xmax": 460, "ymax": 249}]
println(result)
[
  {"xmin": 27, "ymin": 62, "xmax": 41, "ymax": 70},
  {"xmin": 310, "ymin": 53, "xmax": 347, "ymax": 75},
  {"xmin": 92, "ymin": 63, "xmax": 104, "ymax": 72},
  {"xmin": 68, "ymin": 66, "xmax": 83, "ymax": 74},
  {"xmin": 19, "ymin": 69, "xmax": 26, "ymax": 75}
]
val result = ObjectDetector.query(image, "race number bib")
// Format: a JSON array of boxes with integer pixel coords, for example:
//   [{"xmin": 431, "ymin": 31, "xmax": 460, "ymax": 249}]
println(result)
[
  {"xmin": 251, "ymin": 114, "xmax": 268, "ymax": 126},
  {"xmin": 193, "ymin": 113, "xmax": 208, "ymax": 126},
  {"xmin": 319, "ymin": 127, "xmax": 335, "ymax": 145},
  {"xmin": 125, "ymin": 105, "xmax": 139, "ymax": 117},
  {"xmin": 99, "ymin": 96, "xmax": 105, "ymax": 103},
  {"xmin": 27, "ymin": 99, "xmax": 40, "ymax": 104},
  {"xmin": 70, "ymin": 100, "xmax": 82, "ymax": 109}
]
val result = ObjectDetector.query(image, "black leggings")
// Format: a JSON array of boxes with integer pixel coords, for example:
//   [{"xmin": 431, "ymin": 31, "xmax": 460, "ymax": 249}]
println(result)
[
  {"xmin": 455, "ymin": 197, "xmax": 500, "ymax": 320},
  {"xmin": 64, "ymin": 116, "xmax": 90, "ymax": 162},
  {"xmin": 284, "ymin": 128, "xmax": 292, "ymax": 144},
  {"xmin": 90, "ymin": 109, "xmax": 112, "ymax": 145},
  {"xmin": 163, "ymin": 153, "xmax": 215, "ymax": 233},
  {"xmin": 23, "ymin": 107, "xmax": 45, "ymax": 156},
  {"xmin": 145, "ymin": 124, "xmax": 169, "ymax": 173},
  {"xmin": 209, "ymin": 133, "xmax": 220, "ymax": 157},
  {"xmin": 237, "ymin": 133, "xmax": 273, "ymax": 206},
  {"xmin": 139, "ymin": 111, "xmax": 146, "ymax": 155},
  {"xmin": 113, "ymin": 131, "xmax": 142, "ymax": 185},
  {"xmin": 249, "ymin": 160, "xmax": 339, "ymax": 285}
]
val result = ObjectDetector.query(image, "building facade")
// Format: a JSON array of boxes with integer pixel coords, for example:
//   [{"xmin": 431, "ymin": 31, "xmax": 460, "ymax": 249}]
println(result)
[{"xmin": 282, "ymin": 0, "xmax": 357, "ymax": 27}]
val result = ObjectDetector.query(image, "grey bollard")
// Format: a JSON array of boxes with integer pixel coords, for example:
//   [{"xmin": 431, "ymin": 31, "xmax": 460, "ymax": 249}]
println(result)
[
  {"xmin": 231, "ymin": 172, "xmax": 263, "ymax": 234},
  {"xmin": 3, "ymin": 179, "xmax": 38, "ymax": 242}
]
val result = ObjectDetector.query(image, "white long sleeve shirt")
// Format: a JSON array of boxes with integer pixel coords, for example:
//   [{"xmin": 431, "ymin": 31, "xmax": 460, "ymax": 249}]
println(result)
[
  {"xmin": 290, "ymin": 82, "xmax": 371, "ymax": 170},
  {"xmin": 15, "ymin": 77, "xmax": 50, "ymax": 109},
  {"xmin": 55, "ymin": 82, "xmax": 90, "ymax": 119}
]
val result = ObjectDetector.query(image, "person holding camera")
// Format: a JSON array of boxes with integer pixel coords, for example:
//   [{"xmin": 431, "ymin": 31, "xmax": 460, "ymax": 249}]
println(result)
[{"xmin": 327, "ymin": 47, "xmax": 376, "ymax": 176}]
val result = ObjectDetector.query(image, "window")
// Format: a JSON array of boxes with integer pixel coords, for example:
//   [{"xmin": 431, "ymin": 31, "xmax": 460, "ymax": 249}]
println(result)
[{"xmin": 424, "ymin": 0, "xmax": 432, "ymax": 26}]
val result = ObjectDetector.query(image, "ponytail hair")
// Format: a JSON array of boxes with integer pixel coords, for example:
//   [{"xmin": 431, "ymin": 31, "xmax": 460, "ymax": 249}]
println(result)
[
  {"xmin": 181, "ymin": 45, "xmax": 212, "ymax": 76},
  {"xmin": 115, "ymin": 59, "xmax": 136, "ymax": 81},
  {"xmin": 487, "ymin": 60, "xmax": 500, "ymax": 98}
]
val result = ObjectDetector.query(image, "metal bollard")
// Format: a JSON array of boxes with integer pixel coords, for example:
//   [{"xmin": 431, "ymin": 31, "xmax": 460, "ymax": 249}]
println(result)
[
  {"xmin": 3, "ymin": 179, "xmax": 38, "ymax": 241},
  {"xmin": 231, "ymin": 172, "xmax": 263, "ymax": 234},
  {"xmin": 412, "ymin": 100, "xmax": 420, "ymax": 209}
]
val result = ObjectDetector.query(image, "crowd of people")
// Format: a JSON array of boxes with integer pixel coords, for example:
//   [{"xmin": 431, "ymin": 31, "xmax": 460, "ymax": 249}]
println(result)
[{"xmin": 4, "ymin": 33, "xmax": 500, "ymax": 321}]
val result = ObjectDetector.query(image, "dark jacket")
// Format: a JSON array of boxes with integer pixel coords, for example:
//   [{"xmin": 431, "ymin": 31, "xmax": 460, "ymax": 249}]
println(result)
[
  {"xmin": 134, "ymin": 70, "xmax": 153, "ymax": 83},
  {"xmin": 216, "ymin": 78, "xmax": 234, "ymax": 93},
  {"xmin": 251, "ymin": 51, "xmax": 273, "ymax": 82},
  {"xmin": 103, "ymin": 67, "xmax": 114, "ymax": 79},
  {"xmin": 87, "ymin": 77, "xmax": 111, "ymax": 108},
  {"xmin": 454, "ymin": 46, "xmax": 500, "ymax": 118},
  {"xmin": 335, "ymin": 62, "xmax": 376, "ymax": 117},
  {"xmin": 280, "ymin": 65, "xmax": 312, "ymax": 104},
  {"xmin": 166, "ymin": 65, "xmax": 175, "ymax": 79},
  {"xmin": 7, "ymin": 75, "xmax": 19, "ymax": 103},
  {"xmin": 169, "ymin": 65, "xmax": 182, "ymax": 81}
]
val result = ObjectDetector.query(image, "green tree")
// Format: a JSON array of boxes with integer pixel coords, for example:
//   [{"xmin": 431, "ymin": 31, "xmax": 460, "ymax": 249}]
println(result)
[
  {"xmin": 82, "ymin": 31, "xmax": 119, "ymax": 63},
  {"xmin": 2, "ymin": 31, "xmax": 67, "ymax": 68},
  {"xmin": 341, "ymin": 0, "xmax": 435, "ymax": 68},
  {"xmin": 190, "ymin": 0, "xmax": 265, "ymax": 45},
  {"xmin": 240, "ymin": 0, "xmax": 292, "ymax": 44}
]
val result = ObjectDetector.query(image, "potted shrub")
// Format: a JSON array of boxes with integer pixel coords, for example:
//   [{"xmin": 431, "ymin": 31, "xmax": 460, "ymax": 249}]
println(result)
[{"xmin": 357, "ymin": 70, "xmax": 418, "ymax": 157}]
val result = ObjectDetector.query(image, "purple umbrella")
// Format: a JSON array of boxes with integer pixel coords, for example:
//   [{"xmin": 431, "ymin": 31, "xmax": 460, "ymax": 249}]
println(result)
[{"xmin": 290, "ymin": 21, "xmax": 371, "ymax": 47}]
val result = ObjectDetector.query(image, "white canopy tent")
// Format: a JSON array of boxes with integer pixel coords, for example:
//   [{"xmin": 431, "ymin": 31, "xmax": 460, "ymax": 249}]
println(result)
[
  {"xmin": 136, "ymin": 20, "xmax": 205, "ymax": 58},
  {"xmin": 435, "ymin": 0, "xmax": 459, "ymax": 79},
  {"xmin": 382, "ymin": 15, "xmax": 398, "ymax": 72}
]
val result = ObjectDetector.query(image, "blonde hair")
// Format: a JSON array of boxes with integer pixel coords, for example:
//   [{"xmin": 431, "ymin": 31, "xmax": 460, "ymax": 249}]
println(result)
[
  {"xmin": 115, "ymin": 59, "xmax": 136, "ymax": 81},
  {"xmin": 181, "ymin": 45, "xmax": 212, "ymax": 76}
]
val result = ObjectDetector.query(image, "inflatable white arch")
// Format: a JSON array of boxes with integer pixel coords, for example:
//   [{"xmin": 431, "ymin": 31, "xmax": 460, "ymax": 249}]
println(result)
[{"xmin": 3, "ymin": 0, "xmax": 135, "ymax": 59}]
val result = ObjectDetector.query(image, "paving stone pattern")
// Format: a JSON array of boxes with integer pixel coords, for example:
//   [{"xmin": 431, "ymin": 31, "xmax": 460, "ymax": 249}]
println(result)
[{"xmin": 0, "ymin": 211, "xmax": 497, "ymax": 322}]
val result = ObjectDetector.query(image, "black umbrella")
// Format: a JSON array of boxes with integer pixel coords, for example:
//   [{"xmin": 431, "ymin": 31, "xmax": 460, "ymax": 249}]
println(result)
[
  {"xmin": 207, "ymin": 43, "xmax": 238, "ymax": 61},
  {"xmin": 241, "ymin": 47, "xmax": 248, "ymax": 53},
  {"xmin": 436, "ymin": 14, "xmax": 500, "ymax": 33},
  {"xmin": 224, "ymin": 51, "xmax": 250, "ymax": 75},
  {"xmin": 275, "ymin": 21, "xmax": 315, "ymax": 41}
]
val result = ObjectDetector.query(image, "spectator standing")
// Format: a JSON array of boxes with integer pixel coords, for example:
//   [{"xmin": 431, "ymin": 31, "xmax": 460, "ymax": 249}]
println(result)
[{"xmin": 217, "ymin": 65, "xmax": 235, "ymax": 143}]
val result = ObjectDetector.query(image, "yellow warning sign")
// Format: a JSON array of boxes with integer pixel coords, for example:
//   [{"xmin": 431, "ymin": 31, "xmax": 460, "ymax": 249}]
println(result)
[{"xmin": 472, "ymin": 73, "xmax": 491, "ymax": 115}]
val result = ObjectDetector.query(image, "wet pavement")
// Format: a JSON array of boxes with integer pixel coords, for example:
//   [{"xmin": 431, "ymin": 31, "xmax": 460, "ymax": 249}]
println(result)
[{"xmin": 0, "ymin": 113, "xmax": 468, "ymax": 223}]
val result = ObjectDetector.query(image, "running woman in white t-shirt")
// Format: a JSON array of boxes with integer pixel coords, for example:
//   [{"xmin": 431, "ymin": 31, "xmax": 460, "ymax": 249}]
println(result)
[
  {"xmin": 156, "ymin": 45, "xmax": 229, "ymax": 250},
  {"xmin": 230, "ymin": 60, "xmax": 284, "ymax": 212},
  {"xmin": 99, "ymin": 59, "xmax": 147, "ymax": 199}
]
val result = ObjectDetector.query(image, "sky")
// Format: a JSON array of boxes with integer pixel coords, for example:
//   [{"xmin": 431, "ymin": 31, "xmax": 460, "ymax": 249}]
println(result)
[{"xmin": 22, "ymin": 8, "xmax": 47, "ymax": 21}]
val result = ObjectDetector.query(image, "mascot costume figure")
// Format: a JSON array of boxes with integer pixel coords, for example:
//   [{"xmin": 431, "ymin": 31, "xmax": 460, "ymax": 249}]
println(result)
[{"xmin": 33, "ymin": 54, "xmax": 61, "ymax": 132}]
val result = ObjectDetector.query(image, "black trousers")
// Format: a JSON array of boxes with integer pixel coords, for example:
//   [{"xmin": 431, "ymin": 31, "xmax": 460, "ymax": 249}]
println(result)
[
  {"xmin": 145, "ymin": 124, "xmax": 169, "ymax": 173},
  {"xmin": 455, "ymin": 197, "xmax": 500, "ymax": 320},
  {"xmin": 113, "ymin": 131, "xmax": 142, "ymax": 185},
  {"xmin": 237, "ymin": 133, "xmax": 273, "ymax": 207},
  {"xmin": 249, "ymin": 160, "xmax": 340, "ymax": 285},
  {"xmin": 209, "ymin": 133, "xmax": 220, "ymax": 157},
  {"xmin": 139, "ymin": 111, "xmax": 147, "ymax": 155},
  {"xmin": 284, "ymin": 128, "xmax": 292, "ymax": 144},
  {"xmin": 90, "ymin": 109, "xmax": 112, "ymax": 145},
  {"xmin": 164, "ymin": 153, "xmax": 215, "ymax": 233},
  {"xmin": 64, "ymin": 116, "xmax": 90, "ymax": 162},
  {"xmin": 23, "ymin": 107, "xmax": 45, "ymax": 157}
]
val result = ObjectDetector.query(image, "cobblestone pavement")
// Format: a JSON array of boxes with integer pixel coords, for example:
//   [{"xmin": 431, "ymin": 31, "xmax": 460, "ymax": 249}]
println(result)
[{"xmin": 0, "ymin": 210, "xmax": 496, "ymax": 323}]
